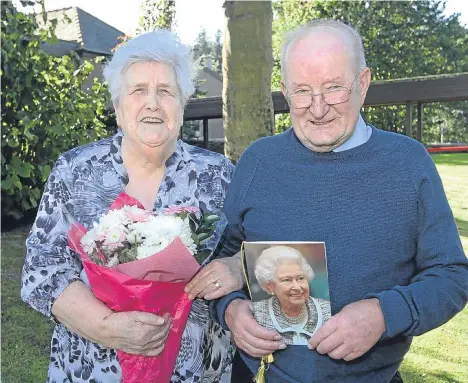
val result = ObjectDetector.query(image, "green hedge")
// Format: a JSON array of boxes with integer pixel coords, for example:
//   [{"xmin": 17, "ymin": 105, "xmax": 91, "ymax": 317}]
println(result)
[{"xmin": 1, "ymin": 2, "xmax": 112, "ymax": 219}]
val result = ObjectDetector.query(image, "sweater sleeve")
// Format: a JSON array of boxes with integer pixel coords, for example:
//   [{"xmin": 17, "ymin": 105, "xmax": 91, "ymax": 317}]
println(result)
[
  {"xmin": 367, "ymin": 147, "xmax": 468, "ymax": 339},
  {"xmin": 210, "ymin": 148, "xmax": 261, "ymax": 327}
]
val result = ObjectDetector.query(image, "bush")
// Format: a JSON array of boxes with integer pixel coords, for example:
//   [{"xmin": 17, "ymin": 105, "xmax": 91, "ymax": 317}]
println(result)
[{"xmin": 1, "ymin": 2, "xmax": 112, "ymax": 219}]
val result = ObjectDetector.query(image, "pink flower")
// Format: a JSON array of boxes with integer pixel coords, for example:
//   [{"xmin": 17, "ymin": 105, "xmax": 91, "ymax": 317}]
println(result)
[
  {"xmin": 163, "ymin": 206, "xmax": 199, "ymax": 215},
  {"xmin": 102, "ymin": 228, "xmax": 126, "ymax": 248},
  {"xmin": 125, "ymin": 206, "xmax": 151, "ymax": 223}
]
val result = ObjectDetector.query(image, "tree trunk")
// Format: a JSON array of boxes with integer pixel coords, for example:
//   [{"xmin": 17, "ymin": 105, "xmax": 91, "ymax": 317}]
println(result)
[{"xmin": 222, "ymin": 1, "xmax": 274, "ymax": 162}]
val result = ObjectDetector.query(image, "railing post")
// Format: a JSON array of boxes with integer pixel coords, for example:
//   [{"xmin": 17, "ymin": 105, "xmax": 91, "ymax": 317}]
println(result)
[
  {"xmin": 405, "ymin": 102, "xmax": 413, "ymax": 138},
  {"xmin": 203, "ymin": 118, "xmax": 209, "ymax": 149},
  {"xmin": 417, "ymin": 102, "xmax": 423, "ymax": 142}
]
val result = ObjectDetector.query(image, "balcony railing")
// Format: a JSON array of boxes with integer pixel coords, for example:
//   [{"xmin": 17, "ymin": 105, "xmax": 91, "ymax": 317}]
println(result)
[{"xmin": 183, "ymin": 73, "xmax": 468, "ymax": 148}]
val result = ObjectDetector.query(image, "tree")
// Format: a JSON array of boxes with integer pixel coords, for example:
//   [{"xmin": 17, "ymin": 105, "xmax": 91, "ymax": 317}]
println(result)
[
  {"xmin": 1, "ymin": 1, "xmax": 110, "ymax": 219},
  {"xmin": 137, "ymin": 0, "xmax": 176, "ymax": 32},
  {"xmin": 192, "ymin": 28, "xmax": 212, "ymax": 65},
  {"xmin": 213, "ymin": 29, "xmax": 223, "ymax": 74},
  {"xmin": 192, "ymin": 28, "xmax": 223, "ymax": 74},
  {"xmin": 272, "ymin": 0, "xmax": 468, "ymax": 143},
  {"xmin": 223, "ymin": 1, "xmax": 275, "ymax": 161},
  {"xmin": 113, "ymin": 0, "xmax": 176, "ymax": 52}
]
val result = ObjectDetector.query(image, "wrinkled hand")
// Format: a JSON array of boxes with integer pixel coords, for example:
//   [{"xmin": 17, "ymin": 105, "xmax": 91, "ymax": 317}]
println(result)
[
  {"xmin": 225, "ymin": 299, "xmax": 286, "ymax": 358},
  {"xmin": 185, "ymin": 254, "xmax": 244, "ymax": 300},
  {"xmin": 101, "ymin": 311, "xmax": 172, "ymax": 356},
  {"xmin": 308, "ymin": 298, "xmax": 385, "ymax": 361}
]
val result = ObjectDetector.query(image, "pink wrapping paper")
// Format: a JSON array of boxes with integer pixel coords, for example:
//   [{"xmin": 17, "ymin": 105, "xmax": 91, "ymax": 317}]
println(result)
[{"xmin": 68, "ymin": 192, "xmax": 201, "ymax": 383}]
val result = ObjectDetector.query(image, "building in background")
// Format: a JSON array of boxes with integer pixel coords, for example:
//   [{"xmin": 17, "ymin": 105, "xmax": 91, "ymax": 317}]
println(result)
[{"xmin": 38, "ymin": 7, "xmax": 225, "ymax": 147}]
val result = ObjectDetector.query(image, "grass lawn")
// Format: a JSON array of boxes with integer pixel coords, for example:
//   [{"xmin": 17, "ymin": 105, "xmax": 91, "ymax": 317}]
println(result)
[{"xmin": 1, "ymin": 153, "xmax": 467, "ymax": 383}]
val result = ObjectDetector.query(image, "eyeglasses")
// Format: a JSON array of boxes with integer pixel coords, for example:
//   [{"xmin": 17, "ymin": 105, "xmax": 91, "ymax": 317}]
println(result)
[{"xmin": 286, "ymin": 74, "xmax": 360, "ymax": 109}]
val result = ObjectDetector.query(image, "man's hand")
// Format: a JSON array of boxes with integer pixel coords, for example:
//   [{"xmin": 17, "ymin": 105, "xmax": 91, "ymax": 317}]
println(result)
[
  {"xmin": 101, "ymin": 311, "xmax": 172, "ymax": 356},
  {"xmin": 185, "ymin": 255, "xmax": 244, "ymax": 300},
  {"xmin": 225, "ymin": 299, "xmax": 286, "ymax": 358},
  {"xmin": 308, "ymin": 298, "xmax": 385, "ymax": 361}
]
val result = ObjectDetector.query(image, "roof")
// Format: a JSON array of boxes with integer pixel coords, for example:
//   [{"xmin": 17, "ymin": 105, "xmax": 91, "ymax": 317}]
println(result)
[
  {"xmin": 36, "ymin": 7, "xmax": 124, "ymax": 56},
  {"xmin": 42, "ymin": 39, "xmax": 80, "ymax": 56}
]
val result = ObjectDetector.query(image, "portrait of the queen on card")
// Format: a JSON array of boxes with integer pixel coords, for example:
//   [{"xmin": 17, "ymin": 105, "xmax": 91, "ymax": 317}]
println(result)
[{"xmin": 243, "ymin": 242, "xmax": 331, "ymax": 346}]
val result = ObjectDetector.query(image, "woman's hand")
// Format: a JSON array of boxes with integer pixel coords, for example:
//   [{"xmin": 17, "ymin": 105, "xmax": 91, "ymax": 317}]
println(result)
[
  {"xmin": 101, "ymin": 311, "xmax": 172, "ymax": 356},
  {"xmin": 185, "ymin": 253, "xmax": 244, "ymax": 300}
]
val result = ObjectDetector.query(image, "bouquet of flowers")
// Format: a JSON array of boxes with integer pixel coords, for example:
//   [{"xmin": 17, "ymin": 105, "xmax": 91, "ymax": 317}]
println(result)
[{"xmin": 68, "ymin": 192, "xmax": 220, "ymax": 383}]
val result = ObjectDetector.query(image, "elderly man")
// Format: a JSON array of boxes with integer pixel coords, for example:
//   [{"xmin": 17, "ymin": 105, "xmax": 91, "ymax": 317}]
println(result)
[{"xmin": 211, "ymin": 19, "xmax": 468, "ymax": 383}]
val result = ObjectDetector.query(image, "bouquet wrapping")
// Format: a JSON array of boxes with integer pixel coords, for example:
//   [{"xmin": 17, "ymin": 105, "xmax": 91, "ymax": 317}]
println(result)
[{"xmin": 68, "ymin": 192, "xmax": 217, "ymax": 383}]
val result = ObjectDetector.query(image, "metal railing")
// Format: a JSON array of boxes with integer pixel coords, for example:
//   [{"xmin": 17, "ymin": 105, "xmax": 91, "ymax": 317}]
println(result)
[{"xmin": 183, "ymin": 73, "xmax": 468, "ymax": 148}]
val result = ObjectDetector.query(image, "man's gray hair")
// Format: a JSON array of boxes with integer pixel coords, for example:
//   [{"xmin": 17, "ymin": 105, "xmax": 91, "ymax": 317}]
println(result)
[
  {"xmin": 254, "ymin": 246, "xmax": 315, "ymax": 291},
  {"xmin": 103, "ymin": 30, "xmax": 197, "ymax": 106},
  {"xmin": 280, "ymin": 19, "xmax": 367, "ymax": 80}
]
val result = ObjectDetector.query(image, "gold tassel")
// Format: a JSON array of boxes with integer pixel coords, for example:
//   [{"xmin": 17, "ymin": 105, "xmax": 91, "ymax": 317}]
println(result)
[{"xmin": 254, "ymin": 354, "xmax": 274, "ymax": 383}]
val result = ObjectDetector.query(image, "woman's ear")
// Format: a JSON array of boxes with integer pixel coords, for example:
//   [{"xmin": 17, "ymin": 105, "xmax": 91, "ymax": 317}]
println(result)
[{"xmin": 266, "ymin": 282, "xmax": 275, "ymax": 295}]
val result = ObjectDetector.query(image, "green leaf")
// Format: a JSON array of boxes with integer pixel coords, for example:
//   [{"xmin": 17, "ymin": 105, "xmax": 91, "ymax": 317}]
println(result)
[
  {"xmin": 197, "ymin": 232, "xmax": 211, "ymax": 242},
  {"xmin": 6, "ymin": 136, "xmax": 19, "ymax": 148},
  {"xmin": 192, "ymin": 233, "xmax": 200, "ymax": 246},
  {"xmin": 204, "ymin": 214, "xmax": 220, "ymax": 224},
  {"xmin": 1, "ymin": 177, "xmax": 14, "ymax": 191}
]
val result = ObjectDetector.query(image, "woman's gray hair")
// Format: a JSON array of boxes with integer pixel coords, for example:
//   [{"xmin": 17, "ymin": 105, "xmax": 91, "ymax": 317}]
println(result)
[
  {"xmin": 254, "ymin": 246, "xmax": 315, "ymax": 291},
  {"xmin": 280, "ymin": 19, "xmax": 367, "ymax": 80},
  {"xmin": 103, "ymin": 30, "xmax": 197, "ymax": 106}
]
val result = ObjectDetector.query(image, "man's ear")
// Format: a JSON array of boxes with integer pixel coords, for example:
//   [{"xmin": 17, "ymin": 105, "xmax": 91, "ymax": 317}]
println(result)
[
  {"xmin": 281, "ymin": 81, "xmax": 288, "ymax": 99},
  {"xmin": 359, "ymin": 67, "xmax": 371, "ymax": 105}
]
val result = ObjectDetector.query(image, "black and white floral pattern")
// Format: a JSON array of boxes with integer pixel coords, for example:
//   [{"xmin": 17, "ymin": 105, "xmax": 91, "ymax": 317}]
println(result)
[{"xmin": 21, "ymin": 132, "xmax": 235, "ymax": 382}]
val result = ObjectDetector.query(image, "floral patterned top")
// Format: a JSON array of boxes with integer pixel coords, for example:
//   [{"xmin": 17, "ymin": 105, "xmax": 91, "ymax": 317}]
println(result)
[{"xmin": 21, "ymin": 132, "xmax": 235, "ymax": 383}]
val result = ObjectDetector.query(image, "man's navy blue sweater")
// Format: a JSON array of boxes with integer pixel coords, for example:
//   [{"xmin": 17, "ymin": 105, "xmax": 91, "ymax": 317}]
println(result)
[{"xmin": 213, "ymin": 127, "xmax": 468, "ymax": 383}]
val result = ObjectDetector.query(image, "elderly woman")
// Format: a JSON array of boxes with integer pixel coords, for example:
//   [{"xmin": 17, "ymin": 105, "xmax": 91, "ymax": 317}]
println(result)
[
  {"xmin": 20, "ymin": 30, "xmax": 243, "ymax": 382},
  {"xmin": 252, "ymin": 246, "xmax": 331, "ymax": 346}
]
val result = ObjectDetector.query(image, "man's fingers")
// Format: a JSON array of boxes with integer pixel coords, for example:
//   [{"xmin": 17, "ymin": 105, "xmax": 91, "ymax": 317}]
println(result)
[
  {"xmin": 327, "ymin": 344, "xmax": 350, "ymax": 360},
  {"xmin": 343, "ymin": 350, "xmax": 365, "ymax": 361},
  {"xmin": 247, "ymin": 320, "xmax": 282, "ymax": 341},
  {"xmin": 308, "ymin": 319, "xmax": 338, "ymax": 349},
  {"xmin": 235, "ymin": 326, "xmax": 285, "ymax": 357},
  {"xmin": 242, "ymin": 333, "xmax": 284, "ymax": 353},
  {"xmin": 314, "ymin": 333, "xmax": 344, "ymax": 355}
]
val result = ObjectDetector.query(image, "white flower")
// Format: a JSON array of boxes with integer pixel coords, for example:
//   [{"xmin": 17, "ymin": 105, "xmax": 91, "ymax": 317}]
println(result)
[
  {"xmin": 80, "ymin": 205, "xmax": 202, "ymax": 265},
  {"xmin": 136, "ymin": 238, "xmax": 171, "ymax": 260},
  {"xmin": 126, "ymin": 230, "xmax": 142, "ymax": 245},
  {"xmin": 100, "ymin": 208, "xmax": 128, "ymax": 227},
  {"xmin": 179, "ymin": 217, "xmax": 196, "ymax": 254},
  {"xmin": 81, "ymin": 227, "xmax": 97, "ymax": 255}
]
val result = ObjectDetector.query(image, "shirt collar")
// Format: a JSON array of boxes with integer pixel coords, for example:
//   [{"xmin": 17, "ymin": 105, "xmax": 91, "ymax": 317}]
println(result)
[{"xmin": 333, "ymin": 114, "xmax": 371, "ymax": 152}]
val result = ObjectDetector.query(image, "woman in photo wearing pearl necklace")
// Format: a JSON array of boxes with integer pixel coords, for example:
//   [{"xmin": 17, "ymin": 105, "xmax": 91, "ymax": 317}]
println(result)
[{"xmin": 252, "ymin": 246, "xmax": 331, "ymax": 346}]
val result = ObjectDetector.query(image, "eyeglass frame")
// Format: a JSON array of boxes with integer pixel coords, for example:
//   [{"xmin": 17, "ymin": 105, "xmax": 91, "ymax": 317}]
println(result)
[{"xmin": 284, "ymin": 73, "xmax": 362, "ymax": 109}]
